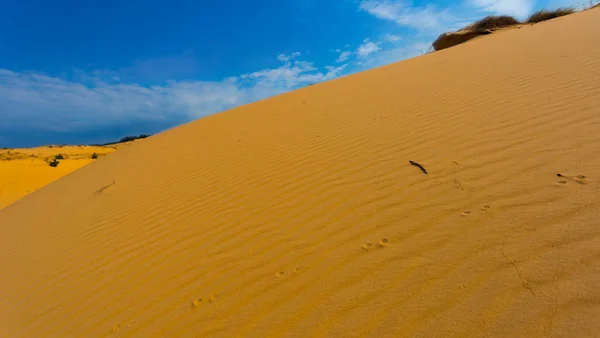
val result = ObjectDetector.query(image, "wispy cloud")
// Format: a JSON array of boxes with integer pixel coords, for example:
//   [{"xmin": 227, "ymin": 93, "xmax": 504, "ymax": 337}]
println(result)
[
  {"xmin": 467, "ymin": 0, "xmax": 535, "ymax": 18},
  {"xmin": 355, "ymin": 41, "xmax": 431, "ymax": 68},
  {"xmin": 242, "ymin": 55, "xmax": 346, "ymax": 88},
  {"xmin": 331, "ymin": 34, "xmax": 427, "ymax": 69},
  {"xmin": 356, "ymin": 39, "xmax": 381, "ymax": 58},
  {"xmin": 332, "ymin": 38, "xmax": 382, "ymax": 65},
  {"xmin": 0, "ymin": 53, "xmax": 346, "ymax": 143},
  {"xmin": 276, "ymin": 52, "xmax": 301, "ymax": 62},
  {"xmin": 336, "ymin": 50, "xmax": 353, "ymax": 63},
  {"xmin": 359, "ymin": 0, "xmax": 454, "ymax": 31},
  {"xmin": 383, "ymin": 34, "xmax": 401, "ymax": 42}
]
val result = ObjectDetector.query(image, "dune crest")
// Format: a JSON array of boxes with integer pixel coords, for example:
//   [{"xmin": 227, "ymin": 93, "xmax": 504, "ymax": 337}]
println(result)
[{"xmin": 2, "ymin": 8, "xmax": 600, "ymax": 337}]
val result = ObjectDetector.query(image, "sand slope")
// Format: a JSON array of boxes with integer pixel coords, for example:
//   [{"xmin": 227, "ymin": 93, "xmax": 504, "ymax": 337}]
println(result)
[
  {"xmin": 0, "ymin": 144, "xmax": 131, "ymax": 209},
  {"xmin": 2, "ymin": 8, "xmax": 600, "ymax": 337}
]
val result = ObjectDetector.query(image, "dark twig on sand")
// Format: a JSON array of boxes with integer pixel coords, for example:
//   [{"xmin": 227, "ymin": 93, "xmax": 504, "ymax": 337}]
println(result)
[
  {"xmin": 409, "ymin": 160, "xmax": 428, "ymax": 174},
  {"xmin": 95, "ymin": 180, "xmax": 116, "ymax": 194}
]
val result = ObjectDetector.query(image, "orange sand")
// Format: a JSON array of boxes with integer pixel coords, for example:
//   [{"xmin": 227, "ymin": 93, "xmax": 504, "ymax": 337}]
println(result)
[
  {"xmin": 2, "ymin": 8, "xmax": 600, "ymax": 337},
  {"xmin": 0, "ymin": 143, "xmax": 133, "ymax": 209}
]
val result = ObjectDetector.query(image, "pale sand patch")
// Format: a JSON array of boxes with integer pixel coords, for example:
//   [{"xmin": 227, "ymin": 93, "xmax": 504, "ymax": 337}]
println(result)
[
  {"xmin": 0, "ymin": 143, "xmax": 133, "ymax": 209},
  {"xmin": 1, "ymin": 7, "xmax": 600, "ymax": 337}
]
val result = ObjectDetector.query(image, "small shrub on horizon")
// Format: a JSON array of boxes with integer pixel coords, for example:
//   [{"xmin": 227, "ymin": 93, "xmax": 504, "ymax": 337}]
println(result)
[
  {"xmin": 118, "ymin": 134, "xmax": 151, "ymax": 143},
  {"xmin": 526, "ymin": 8, "xmax": 575, "ymax": 23},
  {"xmin": 55, "ymin": 154, "xmax": 64, "ymax": 160},
  {"xmin": 91, "ymin": 152, "xmax": 98, "ymax": 159}
]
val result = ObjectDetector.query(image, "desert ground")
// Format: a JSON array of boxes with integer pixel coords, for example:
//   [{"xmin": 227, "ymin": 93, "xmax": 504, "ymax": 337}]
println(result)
[
  {"xmin": 0, "ymin": 143, "xmax": 134, "ymax": 209},
  {"xmin": 1, "ymin": 7, "xmax": 600, "ymax": 337}
]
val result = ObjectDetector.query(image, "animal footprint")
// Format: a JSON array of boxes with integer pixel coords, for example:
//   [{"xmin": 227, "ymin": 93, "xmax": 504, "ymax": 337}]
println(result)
[
  {"xmin": 292, "ymin": 267, "xmax": 301, "ymax": 274},
  {"xmin": 362, "ymin": 242, "xmax": 373, "ymax": 251},
  {"xmin": 192, "ymin": 298, "xmax": 203, "ymax": 308},
  {"xmin": 480, "ymin": 205, "xmax": 490, "ymax": 211},
  {"xmin": 557, "ymin": 173, "xmax": 588, "ymax": 185},
  {"xmin": 461, "ymin": 211, "xmax": 471, "ymax": 217},
  {"xmin": 276, "ymin": 271, "xmax": 285, "ymax": 278},
  {"xmin": 378, "ymin": 238, "xmax": 389, "ymax": 247}
]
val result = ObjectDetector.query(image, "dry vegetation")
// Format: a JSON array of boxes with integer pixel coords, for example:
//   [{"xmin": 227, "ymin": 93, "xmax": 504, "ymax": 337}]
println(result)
[
  {"xmin": 463, "ymin": 15, "xmax": 520, "ymax": 32},
  {"xmin": 433, "ymin": 7, "xmax": 585, "ymax": 51},
  {"xmin": 526, "ymin": 8, "xmax": 576, "ymax": 23}
]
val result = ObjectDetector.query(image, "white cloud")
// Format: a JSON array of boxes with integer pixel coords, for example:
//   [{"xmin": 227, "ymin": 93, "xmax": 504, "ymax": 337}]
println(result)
[
  {"xmin": 549, "ymin": 0, "xmax": 591, "ymax": 10},
  {"xmin": 357, "ymin": 39, "xmax": 381, "ymax": 58},
  {"xmin": 359, "ymin": 0, "xmax": 453, "ymax": 30},
  {"xmin": 276, "ymin": 52, "xmax": 301, "ymax": 62},
  {"xmin": 355, "ymin": 41, "xmax": 431, "ymax": 67},
  {"xmin": 333, "ymin": 38, "xmax": 386, "ymax": 63},
  {"xmin": 0, "ymin": 54, "xmax": 347, "ymax": 135},
  {"xmin": 468, "ymin": 0, "xmax": 535, "ymax": 18},
  {"xmin": 242, "ymin": 57, "xmax": 346, "ymax": 88},
  {"xmin": 336, "ymin": 50, "xmax": 353, "ymax": 62},
  {"xmin": 384, "ymin": 34, "xmax": 401, "ymax": 42}
]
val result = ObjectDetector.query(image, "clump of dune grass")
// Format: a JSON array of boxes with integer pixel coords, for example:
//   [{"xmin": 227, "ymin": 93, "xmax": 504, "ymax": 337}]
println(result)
[
  {"xmin": 463, "ymin": 15, "xmax": 520, "ymax": 32},
  {"xmin": 49, "ymin": 159, "xmax": 60, "ymax": 167},
  {"xmin": 91, "ymin": 152, "xmax": 98, "ymax": 159},
  {"xmin": 526, "ymin": 8, "xmax": 575, "ymax": 23},
  {"xmin": 433, "ymin": 15, "xmax": 520, "ymax": 51},
  {"xmin": 432, "ymin": 6, "xmax": 581, "ymax": 51}
]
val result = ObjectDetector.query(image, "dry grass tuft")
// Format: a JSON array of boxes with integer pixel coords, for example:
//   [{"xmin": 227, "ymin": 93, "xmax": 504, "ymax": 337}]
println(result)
[
  {"xmin": 526, "ymin": 8, "xmax": 575, "ymax": 23},
  {"xmin": 431, "ymin": 6, "xmax": 581, "ymax": 52},
  {"xmin": 432, "ymin": 16, "xmax": 519, "ymax": 51},
  {"xmin": 463, "ymin": 15, "xmax": 520, "ymax": 32}
]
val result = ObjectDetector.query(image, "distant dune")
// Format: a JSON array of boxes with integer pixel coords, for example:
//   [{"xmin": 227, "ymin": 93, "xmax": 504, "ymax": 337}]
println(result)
[
  {"xmin": 0, "ymin": 143, "xmax": 134, "ymax": 209},
  {"xmin": 2, "ymin": 7, "xmax": 600, "ymax": 337}
]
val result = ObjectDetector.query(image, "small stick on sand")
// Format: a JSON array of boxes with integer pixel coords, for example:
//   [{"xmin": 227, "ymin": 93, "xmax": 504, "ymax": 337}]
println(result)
[
  {"xmin": 95, "ymin": 180, "xmax": 115, "ymax": 194},
  {"xmin": 409, "ymin": 160, "xmax": 428, "ymax": 174}
]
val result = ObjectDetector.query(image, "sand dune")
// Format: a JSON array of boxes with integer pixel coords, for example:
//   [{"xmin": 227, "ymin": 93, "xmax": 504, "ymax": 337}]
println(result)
[
  {"xmin": 2, "ymin": 8, "xmax": 600, "ymax": 337},
  {"xmin": 0, "ymin": 143, "xmax": 132, "ymax": 209}
]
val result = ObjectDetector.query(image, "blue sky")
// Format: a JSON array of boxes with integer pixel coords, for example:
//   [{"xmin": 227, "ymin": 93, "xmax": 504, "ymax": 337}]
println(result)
[{"xmin": 0, "ymin": 0, "xmax": 586, "ymax": 147}]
